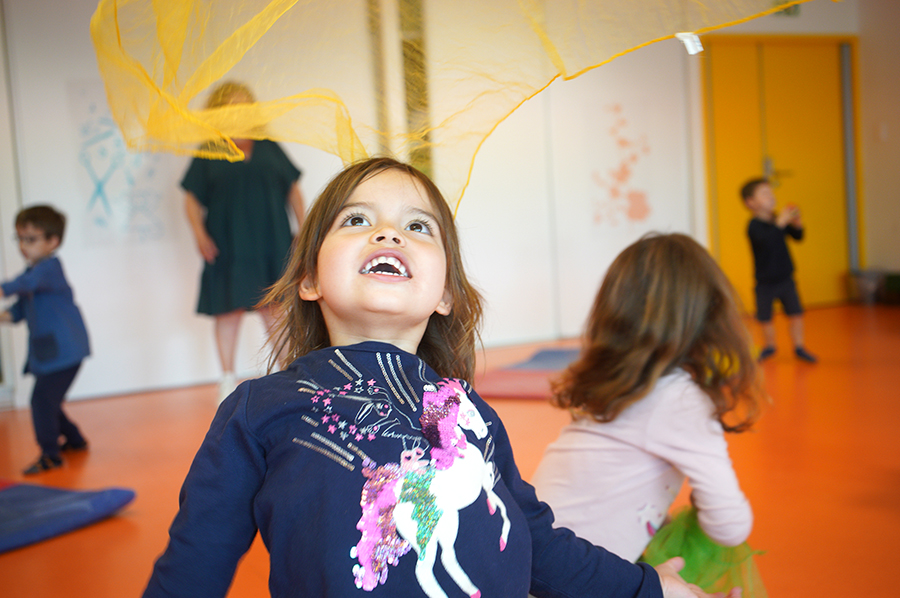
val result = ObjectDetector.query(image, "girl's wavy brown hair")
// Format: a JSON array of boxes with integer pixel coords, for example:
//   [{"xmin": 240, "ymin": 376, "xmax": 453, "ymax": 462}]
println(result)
[
  {"xmin": 261, "ymin": 157, "xmax": 483, "ymax": 381},
  {"xmin": 553, "ymin": 233, "xmax": 764, "ymax": 432}
]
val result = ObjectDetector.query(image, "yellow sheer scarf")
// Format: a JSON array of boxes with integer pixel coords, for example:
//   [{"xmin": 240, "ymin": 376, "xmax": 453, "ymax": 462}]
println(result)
[{"xmin": 90, "ymin": 0, "xmax": 815, "ymax": 207}]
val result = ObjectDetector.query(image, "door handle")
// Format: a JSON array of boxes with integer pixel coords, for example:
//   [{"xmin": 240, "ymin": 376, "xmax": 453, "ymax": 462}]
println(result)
[{"xmin": 763, "ymin": 156, "xmax": 793, "ymax": 186}]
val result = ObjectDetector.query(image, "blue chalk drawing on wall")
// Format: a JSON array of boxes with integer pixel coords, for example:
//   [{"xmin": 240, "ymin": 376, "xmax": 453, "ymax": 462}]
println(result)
[{"xmin": 75, "ymin": 98, "xmax": 165, "ymax": 242}]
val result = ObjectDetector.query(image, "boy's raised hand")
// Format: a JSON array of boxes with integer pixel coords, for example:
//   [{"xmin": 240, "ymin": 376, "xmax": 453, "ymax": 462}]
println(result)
[
  {"xmin": 656, "ymin": 557, "xmax": 742, "ymax": 598},
  {"xmin": 776, "ymin": 204, "xmax": 802, "ymax": 228}
]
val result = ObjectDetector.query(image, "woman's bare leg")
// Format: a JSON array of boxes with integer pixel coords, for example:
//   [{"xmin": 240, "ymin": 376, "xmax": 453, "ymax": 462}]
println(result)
[{"xmin": 214, "ymin": 310, "xmax": 244, "ymax": 375}]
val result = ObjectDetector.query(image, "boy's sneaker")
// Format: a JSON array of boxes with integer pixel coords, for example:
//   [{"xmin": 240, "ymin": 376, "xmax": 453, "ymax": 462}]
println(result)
[
  {"xmin": 60, "ymin": 440, "xmax": 89, "ymax": 452},
  {"xmin": 23, "ymin": 454, "xmax": 63, "ymax": 475},
  {"xmin": 795, "ymin": 347, "xmax": 818, "ymax": 363},
  {"xmin": 758, "ymin": 346, "xmax": 776, "ymax": 362}
]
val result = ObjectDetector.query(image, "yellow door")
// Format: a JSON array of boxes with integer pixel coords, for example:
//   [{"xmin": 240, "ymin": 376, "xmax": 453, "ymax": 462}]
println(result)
[{"xmin": 704, "ymin": 36, "xmax": 854, "ymax": 312}]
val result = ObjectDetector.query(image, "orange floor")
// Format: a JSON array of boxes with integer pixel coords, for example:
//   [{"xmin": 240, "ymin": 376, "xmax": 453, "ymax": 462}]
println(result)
[{"xmin": 0, "ymin": 304, "xmax": 897, "ymax": 597}]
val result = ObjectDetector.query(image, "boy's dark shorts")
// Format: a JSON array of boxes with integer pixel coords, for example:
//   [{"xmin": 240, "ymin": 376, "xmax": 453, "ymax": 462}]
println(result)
[{"xmin": 755, "ymin": 278, "xmax": 803, "ymax": 322}]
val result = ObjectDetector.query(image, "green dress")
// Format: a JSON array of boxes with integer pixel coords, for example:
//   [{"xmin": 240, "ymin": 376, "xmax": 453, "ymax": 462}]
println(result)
[{"xmin": 181, "ymin": 140, "xmax": 300, "ymax": 315}]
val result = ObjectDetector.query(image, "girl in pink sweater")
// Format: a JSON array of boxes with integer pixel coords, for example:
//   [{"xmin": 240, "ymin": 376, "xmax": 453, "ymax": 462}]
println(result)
[{"xmin": 533, "ymin": 233, "xmax": 767, "ymax": 597}]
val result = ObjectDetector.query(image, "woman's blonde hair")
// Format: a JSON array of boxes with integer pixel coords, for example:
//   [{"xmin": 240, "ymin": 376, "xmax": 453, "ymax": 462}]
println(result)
[
  {"xmin": 261, "ymin": 157, "xmax": 483, "ymax": 381},
  {"xmin": 553, "ymin": 233, "xmax": 764, "ymax": 432},
  {"xmin": 201, "ymin": 81, "xmax": 265, "ymax": 151},
  {"xmin": 205, "ymin": 81, "xmax": 256, "ymax": 109}
]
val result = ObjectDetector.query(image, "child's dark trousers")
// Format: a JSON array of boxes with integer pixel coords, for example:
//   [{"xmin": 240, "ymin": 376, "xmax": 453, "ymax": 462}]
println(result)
[{"xmin": 31, "ymin": 362, "xmax": 84, "ymax": 459}]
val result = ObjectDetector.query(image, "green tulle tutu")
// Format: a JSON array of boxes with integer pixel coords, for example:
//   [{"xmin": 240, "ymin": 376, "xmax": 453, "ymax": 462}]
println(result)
[{"xmin": 640, "ymin": 507, "xmax": 767, "ymax": 598}]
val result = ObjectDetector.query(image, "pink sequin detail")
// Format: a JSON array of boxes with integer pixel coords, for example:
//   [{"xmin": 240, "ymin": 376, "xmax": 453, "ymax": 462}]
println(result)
[
  {"xmin": 421, "ymin": 381, "xmax": 466, "ymax": 470},
  {"xmin": 353, "ymin": 460, "xmax": 410, "ymax": 590}
]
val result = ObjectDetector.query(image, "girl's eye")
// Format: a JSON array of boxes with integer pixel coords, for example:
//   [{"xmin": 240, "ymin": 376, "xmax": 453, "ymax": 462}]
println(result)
[
  {"xmin": 406, "ymin": 220, "xmax": 434, "ymax": 235},
  {"xmin": 340, "ymin": 213, "xmax": 370, "ymax": 227}
]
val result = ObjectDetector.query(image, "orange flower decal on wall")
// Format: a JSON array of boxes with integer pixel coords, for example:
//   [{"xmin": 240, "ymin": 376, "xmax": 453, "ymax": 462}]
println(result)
[{"xmin": 591, "ymin": 104, "xmax": 651, "ymax": 225}]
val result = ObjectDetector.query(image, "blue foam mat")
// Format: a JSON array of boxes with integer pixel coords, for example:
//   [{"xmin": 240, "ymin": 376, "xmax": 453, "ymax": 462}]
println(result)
[
  {"xmin": 507, "ymin": 348, "xmax": 581, "ymax": 371},
  {"xmin": 0, "ymin": 480, "xmax": 135, "ymax": 553}
]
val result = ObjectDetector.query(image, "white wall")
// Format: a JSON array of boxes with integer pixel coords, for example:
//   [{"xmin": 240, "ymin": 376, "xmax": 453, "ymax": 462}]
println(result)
[
  {"xmin": 857, "ymin": 0, "xmax": 900, "ymax": 270},
  {"xmin": 0, "ymin": 0, "xmax": 19, "ymax": 408},
  {"xmin": 0, "ymin": 0, "xmax": 879, "ymax": 405},
  {"xmin": 458, "ymin": 39, "xmax": 699, "ymax": 345},
  {"xmin": 726, "ymin": 0, "xmax": 858, "ymax": 34}
]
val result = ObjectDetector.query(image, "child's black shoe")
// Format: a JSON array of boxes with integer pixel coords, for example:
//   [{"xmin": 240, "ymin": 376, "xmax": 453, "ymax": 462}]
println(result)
[
  {"xmin": 758, "ymin": 346, "xmax": 776, "ymax": 362},
  {"xmin": 23, "ymin": 454, "xmax": 63, "ymax": 475},
  {"xmin": 795, "ymin": 347, "xmax": 818, "ymax": 363},
  {"xmin": 60, "ymin": 440, "xmax": 89, "ymax": 452}
]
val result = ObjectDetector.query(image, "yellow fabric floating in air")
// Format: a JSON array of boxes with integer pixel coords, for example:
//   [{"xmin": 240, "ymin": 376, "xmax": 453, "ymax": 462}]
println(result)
[{"xmin": 90, "ymin": 0, "xmax": 815, "ymax": 206}]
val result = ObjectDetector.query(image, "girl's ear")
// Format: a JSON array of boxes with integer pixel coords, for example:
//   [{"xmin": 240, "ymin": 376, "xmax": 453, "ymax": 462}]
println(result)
[
  {"xmin": 298, "ymin": 275, "xmax": 321, "ymax": 302},
  {"xmin": 435, "ymin": 288, "xmax": 452, "ymax": 316}
]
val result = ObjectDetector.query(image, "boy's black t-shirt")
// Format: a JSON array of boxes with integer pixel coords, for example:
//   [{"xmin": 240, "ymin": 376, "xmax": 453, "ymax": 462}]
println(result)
[{"xmin": 747, "ymin": 218, "xmax": 803, "ymax": 284}]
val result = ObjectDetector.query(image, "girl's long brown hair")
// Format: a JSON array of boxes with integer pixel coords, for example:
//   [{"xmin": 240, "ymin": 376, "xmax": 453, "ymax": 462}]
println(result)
[
  {"xmin": 260, "ymin": 157, "xmax": 483, "ymax": 381},
  {"xmin": 553, "ymin": 233, "xmax": 764, "ymax": 432}
]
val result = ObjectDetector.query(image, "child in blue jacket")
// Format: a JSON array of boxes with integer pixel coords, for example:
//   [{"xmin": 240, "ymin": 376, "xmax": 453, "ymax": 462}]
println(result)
[{"xmin": 0, "ymin": 205, "xmax": 90, "ymax": 475}]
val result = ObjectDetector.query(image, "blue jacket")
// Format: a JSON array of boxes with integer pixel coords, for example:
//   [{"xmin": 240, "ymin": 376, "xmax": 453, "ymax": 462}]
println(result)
[
  {"xmin": 143, "ymin": 342, "xmax": 662, "ymax": 598},
  {"xmin": 1, "ymin": 256, "xmax": 90, "ymax": 375}
]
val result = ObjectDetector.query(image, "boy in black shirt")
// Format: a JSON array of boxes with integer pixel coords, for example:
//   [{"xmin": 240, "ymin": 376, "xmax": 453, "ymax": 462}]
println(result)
[{"xmin": 741, "ymin": 178, "xmax": 817, "ymax": 363}]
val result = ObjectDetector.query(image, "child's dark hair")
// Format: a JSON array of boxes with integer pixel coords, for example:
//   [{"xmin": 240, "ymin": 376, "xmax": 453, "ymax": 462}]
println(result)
[
  {"xmin": 552, "ymin": 233, "xmax": 764, "ymax": 433},
  {"xmin": 16, "ymin": 205, "xmax": 66, "ymax": 242},
  {"xmin": 740, "ymin": 178, "xmax": 769, "ymax": 202},
  {"xmin": 261, "ymin": 157, "xmax": 483, "ymax": 380}
]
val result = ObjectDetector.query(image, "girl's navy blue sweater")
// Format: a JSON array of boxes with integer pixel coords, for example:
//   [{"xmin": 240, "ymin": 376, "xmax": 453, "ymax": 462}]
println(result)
[{"xmin": 143, "ymin": 342, "xmax": 662, "ymax": 598}]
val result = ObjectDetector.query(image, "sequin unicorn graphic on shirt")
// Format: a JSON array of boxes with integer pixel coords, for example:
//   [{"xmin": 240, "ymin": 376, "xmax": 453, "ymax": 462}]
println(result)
[{"xmin": 351, "ymin": 379, "xmax": 510, "ymax": 598}]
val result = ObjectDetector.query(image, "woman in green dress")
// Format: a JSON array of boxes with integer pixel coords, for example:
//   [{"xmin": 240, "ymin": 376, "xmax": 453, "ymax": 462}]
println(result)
[{"xmin": 183, "ymin": 82, "xmax": 306, "ymax": 401}]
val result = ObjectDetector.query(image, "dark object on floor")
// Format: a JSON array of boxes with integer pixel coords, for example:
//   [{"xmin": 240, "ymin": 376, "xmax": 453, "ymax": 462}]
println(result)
[
  {"xmin": 0, "ymin": 479, "xmax": 135, "ymax": 553},
  {"xmin": 847, "ymin": 269, "xmax": 900, "ymax": 305}
]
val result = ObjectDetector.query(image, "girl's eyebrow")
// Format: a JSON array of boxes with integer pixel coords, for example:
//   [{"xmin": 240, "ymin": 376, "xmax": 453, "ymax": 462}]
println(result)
[{"xmin": 407, "ymin": 206, "xmax": 439, "ymax": 221}]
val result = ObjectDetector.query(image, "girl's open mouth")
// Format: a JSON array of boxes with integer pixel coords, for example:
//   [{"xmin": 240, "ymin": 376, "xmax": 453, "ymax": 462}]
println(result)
[{"xmin": 360, "ymin": 255, "xmax": 409, "ymax": 278}]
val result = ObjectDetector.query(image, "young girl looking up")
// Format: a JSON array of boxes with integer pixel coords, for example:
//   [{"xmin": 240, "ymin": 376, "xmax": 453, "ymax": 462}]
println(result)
[
  {"xmin": 143, "ymin": 159, "xmax": 735, "ymax": 598},
  {"xmin": 533, "ymin": 233, "xmax": 766, "ymax": 596}
]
